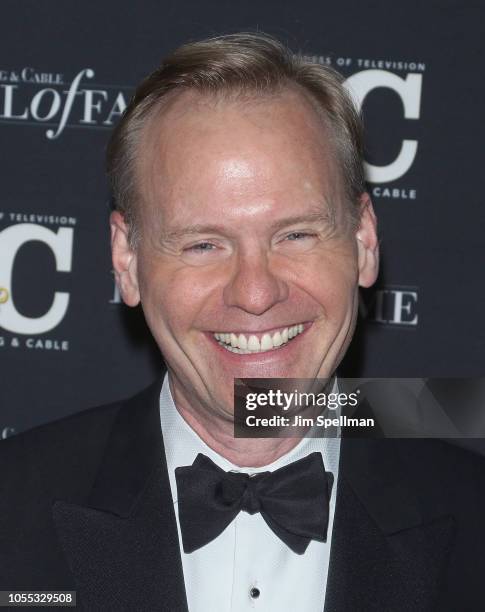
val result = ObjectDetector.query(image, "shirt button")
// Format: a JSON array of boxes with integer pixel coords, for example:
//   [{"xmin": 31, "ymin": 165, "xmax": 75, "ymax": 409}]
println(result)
[{"xmin": 250, "ymin": 587, "xmax": 260, "ymax": 599}]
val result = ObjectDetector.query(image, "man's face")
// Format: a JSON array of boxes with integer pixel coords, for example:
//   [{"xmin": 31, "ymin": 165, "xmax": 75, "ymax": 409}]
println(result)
[{"xmin": 111, "ymin": 88, "xmax": 378, "ymax": 421}]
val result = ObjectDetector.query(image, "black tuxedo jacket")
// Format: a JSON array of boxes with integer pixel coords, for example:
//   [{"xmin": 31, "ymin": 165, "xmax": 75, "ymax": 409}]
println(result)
[{"xmin": 2, "ymin": 379, "xmax": 485, "ymax": 611}]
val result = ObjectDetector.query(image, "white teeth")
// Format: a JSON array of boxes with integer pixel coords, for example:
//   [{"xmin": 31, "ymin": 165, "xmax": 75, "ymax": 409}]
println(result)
[
  {"xmin": 247, "ymin": 335, "xmax": 260, "ymax": 351},
  {"xmin": 260, "ymin": 333, "xmax": 272, "ymax": 351},
  {"xmin": 213, "ymin": 323, "xmax": 306, "ymax": 353},
  {"xmin": 272, "ymin": 331, "xmax": 283, "ymax": 347},
  {"xmin": 238, "ymin": 333, "xmax": 248, "ymax": 349}
]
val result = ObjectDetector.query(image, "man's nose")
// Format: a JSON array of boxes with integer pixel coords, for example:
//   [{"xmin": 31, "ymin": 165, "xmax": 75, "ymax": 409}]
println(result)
[{"xmin": 222, "ymin": 250, "xmax": 289, "ymax": 315}]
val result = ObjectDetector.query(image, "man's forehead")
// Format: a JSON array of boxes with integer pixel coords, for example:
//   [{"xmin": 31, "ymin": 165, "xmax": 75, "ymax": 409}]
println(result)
[
  {"xmin": 136, "ymin": 86, "xmax": 344, "ymax": 227},
  {"xmin": 140, "ymin": 86, "xmax": 335, "ymax": 164}
]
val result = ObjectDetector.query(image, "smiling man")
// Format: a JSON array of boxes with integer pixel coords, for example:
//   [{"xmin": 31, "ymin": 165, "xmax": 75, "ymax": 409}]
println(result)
[
  {"xmin": 2, "ymin": 33, "xmax": 485, "ymax": 612},
  {"xmin": 109, "ymin": 55, "xmax": 378, "ymax": 466}
]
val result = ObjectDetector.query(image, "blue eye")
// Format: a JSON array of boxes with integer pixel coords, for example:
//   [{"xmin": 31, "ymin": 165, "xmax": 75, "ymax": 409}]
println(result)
[
  {"xmin": 186, "ymin": 242, "xmax": 215, "ymax": 252},
  {"xmin": 286, "ymin": 232, "xmax": 312, "ymax": 240}
]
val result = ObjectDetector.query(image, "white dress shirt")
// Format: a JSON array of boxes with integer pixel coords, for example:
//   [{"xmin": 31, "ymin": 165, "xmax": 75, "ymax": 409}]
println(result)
[{"xmin": 159, "ymin": 373, "xmax": 341, "ymax": 612}]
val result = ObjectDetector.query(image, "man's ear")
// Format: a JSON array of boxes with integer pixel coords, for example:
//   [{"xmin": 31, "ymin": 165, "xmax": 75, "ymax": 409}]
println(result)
[
  {"xmin": 356, "ymin": 193, "xmax": 379, "ymax": 288},
  {"xmin": 110, "ymin": 211, "xmax": 140, "ymax": 307}
]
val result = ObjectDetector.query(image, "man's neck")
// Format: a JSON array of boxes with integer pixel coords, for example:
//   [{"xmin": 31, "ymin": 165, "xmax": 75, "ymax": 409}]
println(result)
[
  {"xmin": 176, "ymin": 404, "xmax": 303, "ymax": 467},
  {"xmin": 168, "ymin": 374, "xmax": 306, "ymax": 467}
]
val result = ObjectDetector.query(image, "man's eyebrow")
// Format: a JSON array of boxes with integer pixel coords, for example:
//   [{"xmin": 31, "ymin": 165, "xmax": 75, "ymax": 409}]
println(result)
[
  {"xmin": 270, "ymin": 210, "xmax": 335, "ymax": 232},
  {"xmin": 160, "ymin": 210, "xmax": 334, "ymax": 243}
]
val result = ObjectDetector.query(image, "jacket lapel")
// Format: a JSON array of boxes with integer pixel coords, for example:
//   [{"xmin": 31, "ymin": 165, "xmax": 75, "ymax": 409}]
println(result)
[
  {"xmin": 324, "ymin": 438, "xmax": 455, "ymax": 612},
  {"xmin": 52, "ymin": 380, "xmax": 189, "ymax": 612}
]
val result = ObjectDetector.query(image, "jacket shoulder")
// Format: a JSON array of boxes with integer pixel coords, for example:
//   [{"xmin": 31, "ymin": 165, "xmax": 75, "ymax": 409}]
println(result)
[
  {"xmin": 0, "ymin": 382, "xmax": 162, "ymax": 588},
  {"xmin": 0, "ymin": 382, "xmax": 161, "ymax": 509}
]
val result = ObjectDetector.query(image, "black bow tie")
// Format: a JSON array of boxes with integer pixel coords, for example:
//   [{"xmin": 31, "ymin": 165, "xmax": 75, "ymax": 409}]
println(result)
[{"xmin": 175, "ymin": 452, "xmax": 333, "ymax": 555}]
